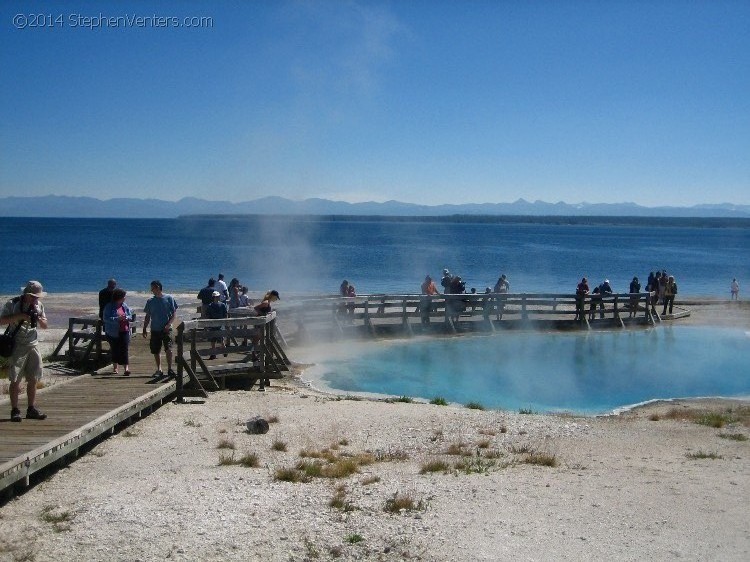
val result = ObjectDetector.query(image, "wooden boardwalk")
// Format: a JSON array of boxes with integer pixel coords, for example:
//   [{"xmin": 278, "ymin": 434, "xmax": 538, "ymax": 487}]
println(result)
[{"xmin": 0, "ymin": 335, "xmax": 177, "ymax": 496}]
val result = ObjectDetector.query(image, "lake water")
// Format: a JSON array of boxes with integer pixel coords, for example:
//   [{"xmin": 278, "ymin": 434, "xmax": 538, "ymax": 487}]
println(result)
[
  {"xmin": 307, "ymin": 326, "xmax": 750, "ymax": 414},
  {"xmin": 2, "ymin": 216, "xmax": 747, "ymax": 411},
  {"xmin": 0, "ymin": 216, "xmax": 747, "ymax": 296}
]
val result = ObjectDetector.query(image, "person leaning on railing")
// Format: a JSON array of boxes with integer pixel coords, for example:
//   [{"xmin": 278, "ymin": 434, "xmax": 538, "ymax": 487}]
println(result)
[
  {"xmin": 575, "ymin": 277, "xmax": 589, "ymax": 322},
  {"xmin": 250, "ymin": 290, "xmax": 280, "ymax": 365}
]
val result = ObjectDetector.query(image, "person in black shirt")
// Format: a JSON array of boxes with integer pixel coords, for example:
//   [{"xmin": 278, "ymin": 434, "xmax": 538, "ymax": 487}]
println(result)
[{"xmin": 98, "ymin": 279, "xmax": 117, "ymax": 319}]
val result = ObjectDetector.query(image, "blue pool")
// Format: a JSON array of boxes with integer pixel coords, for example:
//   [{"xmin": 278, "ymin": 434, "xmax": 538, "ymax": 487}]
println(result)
[{"xmin": 307, "ymin": 327, "xmax": 750, "ymax": 414}]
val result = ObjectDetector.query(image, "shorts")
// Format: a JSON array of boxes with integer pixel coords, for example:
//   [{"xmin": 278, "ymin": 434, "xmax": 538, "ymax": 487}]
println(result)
[
  {"xmin": 149, "ymin": 329, "xmax": 173, "ymax": 355},
  {"xmin": 8, "ymin": 344, "xmax": 43, "ymax": 383}
]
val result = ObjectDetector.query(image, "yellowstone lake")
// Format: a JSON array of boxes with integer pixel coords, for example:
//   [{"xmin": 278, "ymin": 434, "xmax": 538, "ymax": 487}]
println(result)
[{"xmin": 303, "ymin": 326, "xmax": 750, "ymax": 414}]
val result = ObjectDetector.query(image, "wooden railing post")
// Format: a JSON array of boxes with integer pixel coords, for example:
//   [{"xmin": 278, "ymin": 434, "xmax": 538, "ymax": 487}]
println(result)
[
  {"xmin": 176, "ymin": 323, "xmax": 185, "ymax": 400},
  {"xmin": 95, "ymin": 320, "xmax": 103, "ymax": 363},
  {"xmin": 67, "ymin": 317, "xmax": 75, "ymax": 359}
]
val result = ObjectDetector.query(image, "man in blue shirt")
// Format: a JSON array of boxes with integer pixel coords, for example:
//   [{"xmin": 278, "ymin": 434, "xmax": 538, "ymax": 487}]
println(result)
[{"xmin": 142, "ymin": 280, "xmax": 178, "ymax": 379}]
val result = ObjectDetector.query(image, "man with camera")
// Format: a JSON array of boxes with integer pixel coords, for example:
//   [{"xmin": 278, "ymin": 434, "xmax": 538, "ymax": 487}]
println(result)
[{"xmin": 1, "ymin": 280, "xmax": 48, "ymax": 422}]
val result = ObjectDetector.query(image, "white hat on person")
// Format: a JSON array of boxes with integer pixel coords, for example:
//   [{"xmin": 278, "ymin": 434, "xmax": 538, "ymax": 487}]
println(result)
[{"xmin": 22, "ymin": 280, "xmax": 47, "ymax": 298}]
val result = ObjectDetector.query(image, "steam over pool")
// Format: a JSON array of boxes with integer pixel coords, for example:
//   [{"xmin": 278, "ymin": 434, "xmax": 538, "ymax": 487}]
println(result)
[{"xmin": 303, "ymin": 327, "xmax": 750, "ymax": 414}]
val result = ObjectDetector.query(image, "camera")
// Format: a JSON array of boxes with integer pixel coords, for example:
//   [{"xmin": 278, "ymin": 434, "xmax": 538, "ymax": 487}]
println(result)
[{"xmin": 27, "ymin": 307, "xmax": 39, "ymax": 328}]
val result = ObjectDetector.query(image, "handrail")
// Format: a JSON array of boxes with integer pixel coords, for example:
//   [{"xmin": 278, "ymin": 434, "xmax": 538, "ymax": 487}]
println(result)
[{"xmin": 281, "ymin": 291, "xmax": 657, "ymax": 336}]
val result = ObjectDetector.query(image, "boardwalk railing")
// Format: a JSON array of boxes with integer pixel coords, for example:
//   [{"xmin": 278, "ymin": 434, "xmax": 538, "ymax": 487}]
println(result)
[
  {"xmin": 285, "ymin": 292, "xmax": 657, "ymax": 338},
  {"xmin": 174, "ymin": 311, "xmax": 290, "ymax": 399},
  {"xmin": 51, "ymin": 315, "xmax": 138, "ymax": 364}
]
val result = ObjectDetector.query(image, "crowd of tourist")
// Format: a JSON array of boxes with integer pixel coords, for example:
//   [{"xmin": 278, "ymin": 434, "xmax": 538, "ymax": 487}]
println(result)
[{"xmin": 0, "ymin": 269, "xmax": 741, "ymax": 423}]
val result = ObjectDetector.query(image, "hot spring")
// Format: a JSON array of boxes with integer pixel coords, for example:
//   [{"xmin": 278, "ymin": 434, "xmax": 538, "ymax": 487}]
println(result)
[{"xmin": 302, "ymin": 326, "xmax": 750, "ymax": 414}]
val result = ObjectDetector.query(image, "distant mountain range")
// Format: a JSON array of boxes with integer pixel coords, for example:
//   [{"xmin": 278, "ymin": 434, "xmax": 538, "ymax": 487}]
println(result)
[{"xmin": 2, "ymin": 195, "xmax": 750, "ymax": 218}]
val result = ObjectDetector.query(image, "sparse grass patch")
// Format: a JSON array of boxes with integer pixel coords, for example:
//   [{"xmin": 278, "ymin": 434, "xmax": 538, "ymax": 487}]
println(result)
[
  {"xmin": 429, "ymin": 429, "xmax": 443, "ymax": 442},
  {"xmin": 508, "ymin": 444, "xmax": 532, "ymax": 454},
  {"xmin": 719, "ymin": 433, "xmax": 748, "ymax": 441},
  {"xmin": 648, "ymin": 413, "xmax": 660, "ymax": 421},
  {"xmin": 338, "ymin": 438, "xmax": 350, "ymax": 446},
  {"xmin": 518, "ymin": 408, "xmax": 536, "ymax": 415},
  {"xmin": 218, "ymin": 452, "xmax": 236, "ymax": 466},
  {"xmin": 454, "ymin": 454, "xmax": 496, "ymax": 474},
  {"xmin": 465, "ymin": 401, "xmax": 485, "ymax": 410},
  {"xmin": 686, "ymin": 450, "xmax": 723, "ymax": 460},
  {"xmin": 217, "ymin": 438, "xmax": 236, "ymax": 450},
  {"xmin": 522, "ymin": 451, "xmax": 558, "ymax": 467},
  {"xmin": 392, "ymin": 395, "xmax": 414, "ymax": 403},
  {"xmin": 40, "ymin": 506, "xmax": 73, "ymax": 532},
  {"xmin": 483, "ymin": 449, "xmax": 504, "ymax": 459},
  {"xmin": 328, "ymin": 545, "xmax": 344, "ymax": 558},
  {"xmin": 329, "ymin": 489, "xmax": 357, "ymax": 512},
  {"xmin": 478, "ymin": 428, "xmax": 497, "ymax": 436},
  {"xmin": 267, "ymin": 414, "xmax": 280, "ymax": 423},
  {"xmin": 420, "ymin": 459, "xmax": 450, "ymax": 474},
  {"xmin": 476, "ymin": 438, "xmax": 491, "ymax": 449},
  {"xmin": 660, "ymin": 406, "xmax": 750, "ymax": 428},
  {"xmin": 296, "ymin": 459, "xmax": 324, "ymax": 478},
  {"xmin": 499, "ymin": 425, "xmax": 508, "ymax": 433},
  {"xmin": 361, "ymin": 475, "xmax": 380, "ymax": 485},
  {"xmin": 271, "ymin": 439, "xmax": 288, "ymax": 452},
  {"xmin": 384, "ymin": 492, "xmax": 424, "ymax": 513},
  {"xmin": 295, "ymin": 456, "xmax": 366, "ymax": 479},
  {"xmin": 299, "ymin": 447, "xmax": 337, "ymax": 462},
  {"xmin": 323, "ymin": 458, "xmax": 361, "ymax": 479},
  {"xmin": 696, "ymin": 412, "xmax": 736, "ymax": 429},
  {"xmin": 121, "ymin": 430, "xmax": 138, "ymax": 438},
  {"xmin": 303, "ymin": 537, "xmax": 319, "ymax": 559},
  {"xmin": 238, "ymin": 452, "xmax": 260, "ymax": 468},
  {"xmin": 373, "ymin": 448, "xmax": 409, "ymax": 462},
  {"xmin": 430, "ymin": 397, "xmax": 448, "ymax": 406},
  {"xmin": 273, "ymin": 466, "xmax": 311, "ymax": 483},
  {"xmin": 345, "ymin": 533, "xmax": 364, "ymax": 544},
  {"xmin": 183, "ymin": 418, "xmax": 201, "ymax": 427},
  {"xmin": 445, "ymin": 442, "xmax": 470, "ymax": 456}
]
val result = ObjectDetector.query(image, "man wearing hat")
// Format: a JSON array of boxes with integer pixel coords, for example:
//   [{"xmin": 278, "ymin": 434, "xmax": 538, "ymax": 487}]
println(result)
[{"xmin": 0, "ymin": 281, "xmax": 49, "ymax": 422}]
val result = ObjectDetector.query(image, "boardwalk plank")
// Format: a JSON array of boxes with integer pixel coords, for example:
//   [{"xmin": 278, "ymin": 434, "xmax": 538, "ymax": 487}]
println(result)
[{"xmin": 1, "ymin": 337, "xmax": 178, "ymax": 493}]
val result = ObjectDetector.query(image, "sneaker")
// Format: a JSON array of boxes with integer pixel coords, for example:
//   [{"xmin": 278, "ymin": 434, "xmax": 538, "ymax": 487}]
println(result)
[
  {"xmin": 10, "ymin": 408, "xmax": 22, "ymax": 422},
  {"xmin": 26, "ymin": 407, "xmax": 47, "ymax": 420},
  {"xmin": 151, "ymin": 370, "xmax": 164, "ymax": 378},
  {"xmin": 166, "ymin": 369, "xmax": 177, "ymax": 379},
  {"xmin": 124, "ymin": 370, "xmax": 131, "ymax": 377},
  {"xmin": 208, "ymin": 355, "xmax": 216, "ymax": 360}
]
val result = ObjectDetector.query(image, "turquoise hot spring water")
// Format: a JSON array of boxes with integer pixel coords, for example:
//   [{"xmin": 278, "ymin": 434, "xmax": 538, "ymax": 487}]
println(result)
[{"xmin": 304, "ymin": 326, "xmax": 750, "ymax": 414}]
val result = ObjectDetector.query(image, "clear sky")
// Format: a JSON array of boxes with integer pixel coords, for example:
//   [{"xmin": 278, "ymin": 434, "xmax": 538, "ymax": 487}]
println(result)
[{"xmin": 1, "ymin": 0, "xmax": 748, "ymax": 207}]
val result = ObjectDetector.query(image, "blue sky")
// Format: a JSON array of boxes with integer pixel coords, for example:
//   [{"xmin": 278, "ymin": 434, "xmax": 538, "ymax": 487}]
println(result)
[{"xmin": 1, "ymin": 0, "xmax": 748, "ymax": 206}]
